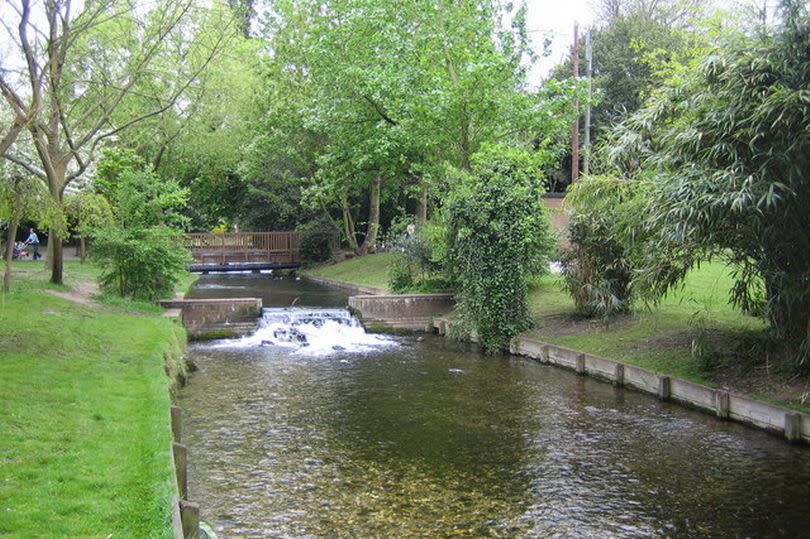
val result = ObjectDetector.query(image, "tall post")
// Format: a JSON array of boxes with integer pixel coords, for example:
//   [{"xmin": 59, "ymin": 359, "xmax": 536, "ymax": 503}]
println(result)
[
  {"xmin": 583, "ymin": 29, "xmax": 593, "ymax": 176},
  {"xmin": 571, "ymin": 22, "xmax": 580, "ymax": 184}
]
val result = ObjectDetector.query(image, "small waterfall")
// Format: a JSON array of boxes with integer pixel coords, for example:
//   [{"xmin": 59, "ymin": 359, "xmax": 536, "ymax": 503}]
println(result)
[{"xmin": 214, "ymin": 307, "xmax": 398, "ymax": 355}]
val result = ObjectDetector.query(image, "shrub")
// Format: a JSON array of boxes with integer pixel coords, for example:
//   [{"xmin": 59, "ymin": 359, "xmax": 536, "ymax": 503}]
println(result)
[
  {"xmin": 299, "ymin": 228, "xmax": 335, "ymax": 264},
  {"xmin": 386, "ymin": 219, "xmax": 453, "ymax": 293},
  {"xmin": 387, "ymin": 253, "xmax": 415, "ymax": 293},
  {"xmin": 446, "ymin": 146, "xmax": 555, "ymax": 352},
  {"xmin": 560, "ymin": 175, "xmax": 649, "ymax": 319},
  {"xmin": 91, "ymin": 227, "xmax": 191, "ymax": 301}
]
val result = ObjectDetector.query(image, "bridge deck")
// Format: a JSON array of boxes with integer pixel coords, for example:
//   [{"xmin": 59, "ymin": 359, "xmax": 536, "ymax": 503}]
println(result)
[{"xmin": 188, "ymin": 261, "xmax": 301, "ymax": 273}]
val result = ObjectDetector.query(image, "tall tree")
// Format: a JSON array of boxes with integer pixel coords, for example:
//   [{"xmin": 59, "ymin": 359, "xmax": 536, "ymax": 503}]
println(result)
[
  {"xmin": 0, "ymin": 0, "xmax": 233, "ymax": 284},
  {"xmin": 255, "ymin": 0, "xmax": 574, "ymax": 252}
]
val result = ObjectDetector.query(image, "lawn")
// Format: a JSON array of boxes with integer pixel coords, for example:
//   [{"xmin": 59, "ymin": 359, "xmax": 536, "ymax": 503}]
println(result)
[
  {"xmin": 305, "ymin": 252, "xmax": 395, "ymax": 291},
  {"xmin": 0, "ymin": 260, "xmax": 188, "ymax": 537},
  {"xmin": 526, "ymin": 262, "xmax": 767, "ymax": 386}
]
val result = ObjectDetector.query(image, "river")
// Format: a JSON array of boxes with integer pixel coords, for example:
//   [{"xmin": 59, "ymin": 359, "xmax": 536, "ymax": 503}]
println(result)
[{"xmin": 179, "ymin": 273, "xmax": 810, "ymax": 537}]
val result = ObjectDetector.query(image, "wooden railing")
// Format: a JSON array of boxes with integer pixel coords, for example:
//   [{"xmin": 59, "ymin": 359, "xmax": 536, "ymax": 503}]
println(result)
[{"xmin": 183, "ymin": 232, "xmax": 302, "ymax": 264}]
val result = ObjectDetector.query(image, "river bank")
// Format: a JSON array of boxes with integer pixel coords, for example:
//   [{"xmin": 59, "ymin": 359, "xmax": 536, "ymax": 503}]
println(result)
[
  {"xmin": 304, "ymin": 254, "xmax": 810, "ymax": 414},
  {"xmin": 0, "ymin": 260, "xmax": 192, "ymax": 537}
]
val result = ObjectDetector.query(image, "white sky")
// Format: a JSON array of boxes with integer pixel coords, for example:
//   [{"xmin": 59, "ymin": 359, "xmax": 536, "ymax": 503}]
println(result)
[{"xmin": 524, "ymin": 0, "xmax": 598, "ymax": 79}]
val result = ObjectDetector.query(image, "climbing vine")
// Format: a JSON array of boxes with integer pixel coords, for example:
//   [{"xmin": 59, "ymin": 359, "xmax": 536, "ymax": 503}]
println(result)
[{"xmin": 446, "ymin": 146, "xmax": 555, "ymax": 352}]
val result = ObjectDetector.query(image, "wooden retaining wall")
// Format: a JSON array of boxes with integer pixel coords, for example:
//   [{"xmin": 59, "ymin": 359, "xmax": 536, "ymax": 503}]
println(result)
[
  {"xmin": 170, "ymin": 405, "xmax": 201, "ymax": 538},
  {"xmin": 429, "ymin": 319, "xmax": 809, "ymax": 445}
]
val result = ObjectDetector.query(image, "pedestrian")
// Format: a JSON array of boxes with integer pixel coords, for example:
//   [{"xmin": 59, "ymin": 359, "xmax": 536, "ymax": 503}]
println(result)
[{"xmin": 24, "ymin": 227, "xmax": 41, "ymax": 260}]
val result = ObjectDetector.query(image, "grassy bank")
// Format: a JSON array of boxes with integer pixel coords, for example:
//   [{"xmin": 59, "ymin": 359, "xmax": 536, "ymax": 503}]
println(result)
[
  {"xmin": 307, "ymin": 255, "xmax": 809, "ymax": 410},
  {"xmin": 0, "ymin": 260, "xmax": 188, "ymax": 537},
  {"xmin": 305, "ymin": 252, "xmax": 395, "ymax": 291}
]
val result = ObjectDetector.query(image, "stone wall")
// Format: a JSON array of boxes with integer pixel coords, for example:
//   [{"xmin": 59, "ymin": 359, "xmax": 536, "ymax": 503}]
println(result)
[
  {"xmin": 159, "ymin": 298, "xmax": 262, "ymax": 339},
  {"xmin": 433, "ymin": 318, "xmax": 810, "ymax": 445}
]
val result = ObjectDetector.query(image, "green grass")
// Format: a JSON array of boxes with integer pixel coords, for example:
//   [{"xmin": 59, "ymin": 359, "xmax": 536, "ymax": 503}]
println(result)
[
  {"xmin": 526, "ymin": 262, "xmax": 767, "ymax": 386},
  {"xmin": 0, "ymin": 261, "xmax": 187, "ymax": 537},
  {"xmin": 304, "ymin": 252, "xmax": 396, "ymax": 291}
]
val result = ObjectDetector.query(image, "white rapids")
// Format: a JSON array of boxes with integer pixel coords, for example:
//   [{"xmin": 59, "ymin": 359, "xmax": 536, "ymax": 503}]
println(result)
[{"xmin": 212, "ymin": 307, "xmax": 398, "ymax": 355}]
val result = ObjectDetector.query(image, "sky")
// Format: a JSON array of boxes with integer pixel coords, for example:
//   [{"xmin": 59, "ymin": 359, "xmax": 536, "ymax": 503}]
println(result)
[{"xmin": 524, "ymin": 0, "xmax": 598, "ymax": 79}]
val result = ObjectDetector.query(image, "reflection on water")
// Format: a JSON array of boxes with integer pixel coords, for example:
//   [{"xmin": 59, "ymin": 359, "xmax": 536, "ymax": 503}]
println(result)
[{"xmin": 179, "ymin": 276, "xmax": 810, "ymax": 537}]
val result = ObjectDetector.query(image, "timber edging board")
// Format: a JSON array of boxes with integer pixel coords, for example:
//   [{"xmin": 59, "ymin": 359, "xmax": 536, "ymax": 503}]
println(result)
[{"xmin": 432, "ymin": 317, "xmax": 810, "ymax": 445}]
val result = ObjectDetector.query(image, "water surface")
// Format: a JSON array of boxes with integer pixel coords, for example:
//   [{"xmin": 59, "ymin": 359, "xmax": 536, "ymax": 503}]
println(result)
[{"xmin": 180, "ymin": 275, "xmax": 810, "ymax": 537}]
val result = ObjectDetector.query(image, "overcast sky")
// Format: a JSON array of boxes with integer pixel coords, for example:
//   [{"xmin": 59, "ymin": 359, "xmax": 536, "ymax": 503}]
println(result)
[{"xmin": 525, "ymin": 0, "xmax": 598, "ymax": 79}]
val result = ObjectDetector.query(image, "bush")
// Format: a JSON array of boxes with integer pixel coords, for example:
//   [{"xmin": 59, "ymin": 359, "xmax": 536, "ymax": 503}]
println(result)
[
  {"xmin": 560, "ymin": 175, "xmax": 649, "ymax": 319},
  {"xmin": 91, "ymin": 227, "xmax": 191, "ymax": 301},
  {"xmin": 387, "ymin": 253, "xmax": 415, "ymax": 293},
  {"xmin": 447, "ymin": 146, "xmax": 555, "ymax": 353},
  {"xmin": 299, "ymin": 228, "xmax": 335, "ymax": 264},
  {"xmin": 386, "ymin": 219, "xmax": 452, "ymax": 293}
]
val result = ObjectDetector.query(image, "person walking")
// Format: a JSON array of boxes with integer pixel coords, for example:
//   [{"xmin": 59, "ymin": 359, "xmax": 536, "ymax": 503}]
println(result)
[{"xmin": 24, "ymin": 228, "xmax": 41, "ymax": 260}]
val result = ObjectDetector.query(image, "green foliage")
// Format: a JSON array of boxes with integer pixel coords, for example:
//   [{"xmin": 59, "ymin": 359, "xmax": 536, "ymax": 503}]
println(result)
[
  {"xmin": 299, "ymin": 227, "xmax": 335, "ymax": 264},
  {"xmin": 447, "ymin": 146, "xmax": 554, "ymax": 352},
  {"xmin": 387, "ymin": 254, "xmax": 415, "ymax": 293},
  {"xmin": 92, "ymin": 148, "xmax": 191, "ymax": 301},
  {"xmin": 91, "ymin": 226, "xmax": 191, "ymax": 301},
  {"xmin": 560, "ymin": 175, "xmax": 651, "ymax": 319},
  {"xmin": 112, "ymin": 169, "xmax": 189, "ymax": 230},
  {"xmin": 609, "ymin": 1, "xmax": 810, "ymax": 369}
]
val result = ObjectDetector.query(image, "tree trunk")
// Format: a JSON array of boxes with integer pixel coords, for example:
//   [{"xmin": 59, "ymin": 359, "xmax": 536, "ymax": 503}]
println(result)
[
  {"xmin": 359, "ymin": 175, "xmax": 382, "ymax": 255},
  {"xmin": 3, "ymin": 216, "xmax": 19, "ymax": 293},
  {"xmin": 47, "ymin": 181, "xmax": 65, "ymax": 285},
  {"xmin": 341, "ymin": 196, "xmax": 359, "ymax": 252},
  {"xmin": 80, "ymin": 235, "xmax": 86, "ymax": 263}
]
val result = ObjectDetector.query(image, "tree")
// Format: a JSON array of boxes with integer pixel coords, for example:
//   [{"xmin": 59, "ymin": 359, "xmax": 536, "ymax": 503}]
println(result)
[
  {"xmin": 0, "ymin": 0, "xmax": 233, "ymax": 284},
  {"xmin": 255, "ymin": 0, "xmax": 576, "ymax": 252},
  {"xmin": 610, "ymin": 0, "xmax": 810, "ymax": 368}
]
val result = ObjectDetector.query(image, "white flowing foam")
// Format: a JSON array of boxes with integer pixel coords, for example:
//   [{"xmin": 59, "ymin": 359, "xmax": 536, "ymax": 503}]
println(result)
[{"xmin": 212, "ymin": 307, "xmax": 398, "ymax": 355}]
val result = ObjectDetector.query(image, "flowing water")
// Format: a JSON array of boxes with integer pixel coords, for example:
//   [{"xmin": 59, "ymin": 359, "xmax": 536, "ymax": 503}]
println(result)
[{"xmin": 180, "ymin": 274, "xmax": 810, "ymax": 537}]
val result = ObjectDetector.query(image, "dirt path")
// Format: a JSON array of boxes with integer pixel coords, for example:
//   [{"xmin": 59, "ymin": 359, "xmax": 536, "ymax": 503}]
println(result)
[{"xmin": 44, "ymin": 282, "xmax": 100, "ymax": 307}]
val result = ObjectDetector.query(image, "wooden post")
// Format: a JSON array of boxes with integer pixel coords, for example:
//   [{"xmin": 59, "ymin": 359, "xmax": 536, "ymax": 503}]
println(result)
[
  {"xmin": 171, "ymin": 405, "xmax": 182, "ymax": 443},
  {"xmin": 542, "ymin": 345, "xmax": 550, "ymax": 364},
  {"xmin": 575, "ymin": 353, "xmax": 586, "ymax": 375},
  {"xmin": 180, "ymin": 500, "xmax": 200, "ymax": 539},
  {"xmin": 785, "ymin": 412, "xmax": 802, "ymax": 443},
  {"xmin": 173, "ymin": 442, "xmax": 188, "ymax": 500},
  {"xmin": 613, "ymin": 363, "xmax": 624, "ymax": 387},
  {"xmin": 571, "ymin": 21, "xmax": 580, "ymax": 184},
  {"xmin": 715, "ymin": 391, "xmax": 730, "ymax": 419},
  {"xmin": 658, "ymin": 376, "xmax": 671, "ymax": 401}
]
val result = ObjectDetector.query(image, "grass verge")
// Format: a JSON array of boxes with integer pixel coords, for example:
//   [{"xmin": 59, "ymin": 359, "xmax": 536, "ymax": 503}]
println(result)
[{"xmin": 0, "ymin": 260, "xmax": 189, "ymax": 537}]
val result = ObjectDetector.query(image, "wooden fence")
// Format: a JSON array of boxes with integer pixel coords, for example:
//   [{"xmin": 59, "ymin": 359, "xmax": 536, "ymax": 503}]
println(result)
[{"xmin": 183, "ymin": 232, "xmax": 302, "ymax": 264}]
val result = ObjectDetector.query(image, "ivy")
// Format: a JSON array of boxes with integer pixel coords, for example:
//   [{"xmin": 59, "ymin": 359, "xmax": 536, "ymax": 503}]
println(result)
[{"xmin": 447, "ymin": 146, "xmax": 555, "ymax": 353}]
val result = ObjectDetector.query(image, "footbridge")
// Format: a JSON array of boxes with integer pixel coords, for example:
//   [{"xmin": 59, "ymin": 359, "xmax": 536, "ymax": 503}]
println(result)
[{"xmin": 184, "ymin": 232, "xmax": 302, "ymax": 273}]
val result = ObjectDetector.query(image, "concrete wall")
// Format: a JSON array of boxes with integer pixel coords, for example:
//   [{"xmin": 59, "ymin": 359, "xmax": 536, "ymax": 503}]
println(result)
[
  {"xmin": 304, "ymin": 275, "xmax": 388, "ymax": 296},
  {"xmin": 159, "ymin": 298, "xmax": 262, "ymax": 339},
  {"xmin": 349, "ymin": 293, "xmax": 455, "ymax": 332},
  {"xmin": 436, "ymin": 317, "xmax": 809, "ymax": 445}
]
